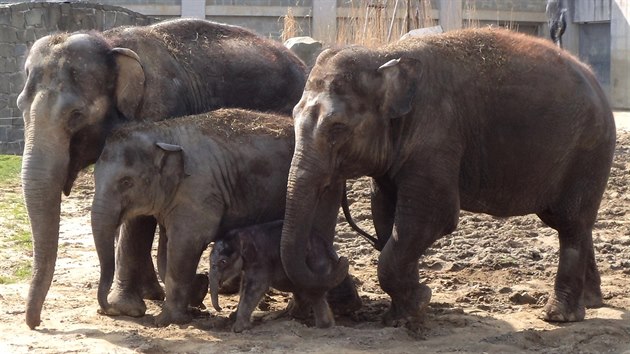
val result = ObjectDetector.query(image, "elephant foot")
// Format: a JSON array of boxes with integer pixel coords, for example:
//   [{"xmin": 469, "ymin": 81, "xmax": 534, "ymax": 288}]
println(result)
[
  {"xmin": 312, "ymin": 301, "xmax": 335, "ymax": 329},
  {"xmin": 583, "ymin": 286, "xmax": 603, "ymax": 309},
  {"xmin": 103, "ymin": 289, "xmax": 147, "ymax": 317},
  {"xmin": 232, "ymin": 319, "xmax": 253, "ymax": 333},
  {"xmin": 327, "ymin": 274, "xmax": 363, "ymax": 315},
  {"xmin": 286, "ymin": 298, "xmax": 311, "ymax": 320},
  {"xmin": 189, "ymin": 274, "xmax": 209, "ymax": 309},
  {"xmin": 382, "ymin": 283, "xmax": 431, "ymax": 327},
  {"xmin": 140, "ymin": 281, "xmax": 165, "ymax": 301},
  {"xmin": 541, "ymin": 294, "xmax": 585, "ymax": 322},
  {"xmin": 155, "ymin": 309, "xmax": 192, "ymax": 327}
]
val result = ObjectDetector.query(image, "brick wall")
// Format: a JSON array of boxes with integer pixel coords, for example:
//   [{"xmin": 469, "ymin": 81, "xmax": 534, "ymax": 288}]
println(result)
[{"xmin": 0, "ymin": 2, "xmax": 158, "ymax": 155}]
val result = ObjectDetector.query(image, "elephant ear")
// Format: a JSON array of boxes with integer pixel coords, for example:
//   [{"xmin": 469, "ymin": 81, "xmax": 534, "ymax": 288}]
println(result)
[
  {"xmin": 155, "ymin": 142, "xmax": 190, "ymax": 181},
  {"xmin": 377, "ymin": 57, "xmax": 418, "ymax": 119},
  {"xmin": 112, "ymin": 48, "xmax": 145, "ymax": 120},
  {"xmin": 239, "ymin": 233, "xmax": 259, "ymax": 264}
]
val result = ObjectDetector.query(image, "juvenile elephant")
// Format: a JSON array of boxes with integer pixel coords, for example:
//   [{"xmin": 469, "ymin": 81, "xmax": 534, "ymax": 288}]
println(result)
[
  {"xmin": 18, "ymin": 18, "xmax": 307, "ymax": 328},
  {"xmin": 91, "ymin": 109, "xmax": 347, "ymax": 326},
  {"xmin": 280, "ymin": 28, "xmax": 616, "ymax": 326},
  {"xmin": 210, "ymin": 220, "xmax": 339, "ymax": 332}
]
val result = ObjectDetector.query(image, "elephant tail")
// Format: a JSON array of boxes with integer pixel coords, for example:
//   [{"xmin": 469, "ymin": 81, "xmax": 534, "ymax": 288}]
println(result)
[{"xmin": 341, "ymin": 183, "xmax": 384, "ymax": 251}]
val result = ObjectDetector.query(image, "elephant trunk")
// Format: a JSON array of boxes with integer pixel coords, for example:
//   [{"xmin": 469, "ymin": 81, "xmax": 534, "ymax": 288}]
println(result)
[
  {"xmin": 90, "ymin": 196, "xmax": 120, "ymax": 313},
  {"xmin": 280, "ymin": 154, "xmax": 349, "ymax": 293},
  {"xmin": 21, "ymin": 140, "xmax": 68, "ymax": 329},
  {"xmin": 208, "ymin": 270, "xmax": 222, "ymax": 312}
]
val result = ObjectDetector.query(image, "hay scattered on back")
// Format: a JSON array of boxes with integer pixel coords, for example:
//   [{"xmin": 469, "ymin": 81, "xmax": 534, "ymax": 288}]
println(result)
[
  {"xmin": 109, "ymin": 109, "xmax": 293, "ymax": 143},
  {"xmin": 176, "ymin": 108, "xmax": 294, "ymax": 140},
  {"xmin": 390, "ymin": 28, "xmax": 512, "ymax": 70},
  {"xmin": 46, "ymin": 32, "xmax": 70, "ymax": 46}
]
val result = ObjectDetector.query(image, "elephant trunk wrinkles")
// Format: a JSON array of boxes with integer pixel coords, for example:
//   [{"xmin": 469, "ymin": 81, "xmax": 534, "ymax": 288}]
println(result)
[
  {"xmin": 90, "ymin": 198, "xmax": 120, "ymax": 313},
  {"xmin": 21, "ymin": 146, "xmax": 67, "ymax": 329},
  {"xmin": 208, "ymin": 270, "xmax": 222, "ymax": 312},
  {"xmin": 281, "ymin": 157, "xmax": 349, "ymax": 293}
]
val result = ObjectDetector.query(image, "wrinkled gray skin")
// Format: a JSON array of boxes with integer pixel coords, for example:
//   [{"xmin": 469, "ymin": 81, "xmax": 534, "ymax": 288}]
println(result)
[
  {"xmin": 281, "ymin": 28, "xmax": 616, "ymax": 326},
  {"xmin": 92, "ymin": 109, "xmax": 340, "ymax": 326},
  {"xmin": 209, "ymin": 220, "xmax": 341, "ymax": 332},
  {"xmin": 17, "ymin": 18, "xmax": 307, "ymax": 329}
]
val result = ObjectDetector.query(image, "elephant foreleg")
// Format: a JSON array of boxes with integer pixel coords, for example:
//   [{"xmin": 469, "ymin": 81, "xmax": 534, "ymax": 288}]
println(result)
[
  {"xmin": 378, "ymin": 169, "xmax": 459, "ymax": 327},
  {"xmin": 107, "ymin": 216, "xmax": 164, "ymax": 317},
  {"xmin": 156, "ymin": 218, "xmax": 218, "ymax": 327},
  {"xmin": 232, "ymin": 271, "xmax": 270, "ymax": 332}
]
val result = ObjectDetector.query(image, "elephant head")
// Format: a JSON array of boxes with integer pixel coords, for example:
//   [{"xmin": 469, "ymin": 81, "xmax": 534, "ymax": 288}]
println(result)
[
  {"xmin": 281, "ymin": 48, "xmax": 418, "ymax": 292},
  {"xmin": 91, "ymin": 136, "xmax": 186, "ymax": 313},
  {"xmin": 18, "ymin": 32, "xmax": 147, "ymax": 328},
  {"xmin": 208, "ymin": 238, "xmax": 243, "ymax": 312}
]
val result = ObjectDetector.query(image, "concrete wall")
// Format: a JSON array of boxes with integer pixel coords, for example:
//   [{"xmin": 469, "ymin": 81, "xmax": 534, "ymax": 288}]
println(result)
[
  {"xmin": 0, "ymin": 2, "xmax": 157, "ymax": 154},
  {"xmin": 81, "ymin": 0, "xmax": 314, "ymax": 39},
  {"xmin": 574, "ymin": 0, "xmax": 612, "ymax": 23},
  {"xmin": 611, "ymin": 0, "xmax": 630, "ymax": 109}
]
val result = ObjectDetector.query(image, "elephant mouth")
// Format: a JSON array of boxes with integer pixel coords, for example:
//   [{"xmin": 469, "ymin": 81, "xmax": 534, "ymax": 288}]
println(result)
[
  {"xmin": 63, "ymin": 167, "xmax": 79, "ymax": 196},
  {"xmin": 63, "ymin": 152, "xmax": 92, "ymax": 196}
]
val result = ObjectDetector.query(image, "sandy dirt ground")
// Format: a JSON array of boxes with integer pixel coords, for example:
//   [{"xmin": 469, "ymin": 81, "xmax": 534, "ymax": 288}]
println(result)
[{"xmin": 1, "ymin": 130, "xmax": 629, "ymax": 354}]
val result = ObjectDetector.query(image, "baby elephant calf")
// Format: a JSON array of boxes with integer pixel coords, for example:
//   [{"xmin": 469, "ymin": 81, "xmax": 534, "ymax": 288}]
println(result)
[{"xmin": 209, "ymin": 220, "xmax": 338, "ymax": 332}]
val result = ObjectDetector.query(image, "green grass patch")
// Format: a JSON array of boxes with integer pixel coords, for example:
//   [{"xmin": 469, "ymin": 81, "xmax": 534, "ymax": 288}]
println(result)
[
  {"xmin": 0, "ymin": 261, "xmax": 32, "ymax": 284},
  {"xmin": 0, "ymin": 155, "xmax": 30, "ymax": 248},
  {"xmin": 0, "ymin": 155, "xmax": 21, "ymax": 183},
  {"xmin": 0, "ymin": 155, "xmax": 33, "ymax": 282}
]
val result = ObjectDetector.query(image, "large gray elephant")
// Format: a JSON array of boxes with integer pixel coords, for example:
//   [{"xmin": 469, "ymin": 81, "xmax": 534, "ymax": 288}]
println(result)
[
  {"xmin": 280, "ymin": 28, "xmax": 616, "ymax": 326},
  {"xmin": 91, "ymin": 109, "xmax": 346, "ymax": 326},
  {"xmin": 17, "ymin": 18, "xmax": 307, "ymax": 329}
]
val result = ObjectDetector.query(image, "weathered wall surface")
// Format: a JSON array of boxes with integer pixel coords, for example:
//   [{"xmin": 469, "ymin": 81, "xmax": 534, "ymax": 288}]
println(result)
[
  {"xmin": 0, "ymin": 2, "xmax": 157, "ymax": 154},
  {"xmin": 611, "ymin": 0, "xmax": 630, "ymax": 109}
]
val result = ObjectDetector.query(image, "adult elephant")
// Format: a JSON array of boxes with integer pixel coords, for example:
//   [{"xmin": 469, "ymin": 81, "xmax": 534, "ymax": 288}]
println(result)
[
  {"xmin": 281, "ymin": 28, "xmax": 616, "ymax": 326},
  {"xmin": 18, "ymin": 18, "xmax": 307, "ymax": 329}
]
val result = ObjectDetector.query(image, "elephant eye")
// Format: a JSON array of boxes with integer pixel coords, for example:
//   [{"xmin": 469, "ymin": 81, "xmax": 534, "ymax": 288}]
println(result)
[
  {"xmin": 328, "ymin": 122, "xmax": 349, "ymax": 145},
  {"xmin": 67, "ymin": 110, "xmax": 84, "ymax": 131},
  {"xmin": 118, "ymin": 177, "xmax": 134, "ymax": 190}
]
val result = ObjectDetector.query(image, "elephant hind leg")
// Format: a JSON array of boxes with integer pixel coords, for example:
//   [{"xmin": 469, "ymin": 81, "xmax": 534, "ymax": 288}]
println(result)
[
  {"xmin": 378, "ymin": 243, "xmax": 433, "ymax": 328},
  {"xmin": 583, "ymin": 249, "xmax": 603, "ymax": 308},
  {"xmin": 537, "ymin": 208, "xmax": 600, "ymax": 322}
]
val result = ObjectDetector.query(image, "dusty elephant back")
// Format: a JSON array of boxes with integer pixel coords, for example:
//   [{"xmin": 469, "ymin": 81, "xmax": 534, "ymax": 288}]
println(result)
[
  {"xmin": 104, "ymin": 19, "xmax": 308, "ymax": 117},
  {"xmin": 386, "ymin": 28, "xmax": 609, "ymax": 107}
]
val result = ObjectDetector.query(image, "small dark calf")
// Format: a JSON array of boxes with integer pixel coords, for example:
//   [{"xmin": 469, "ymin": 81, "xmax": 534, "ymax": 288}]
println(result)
[{"xmin": 209, "ymin": 220, "xmax": 337, "ymax": 332}]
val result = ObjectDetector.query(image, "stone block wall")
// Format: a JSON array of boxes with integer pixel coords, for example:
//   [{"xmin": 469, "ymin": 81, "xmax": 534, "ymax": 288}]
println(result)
[{"xmin": 0, "ymin": 2, "xmax": 158, "ymax": 155}]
